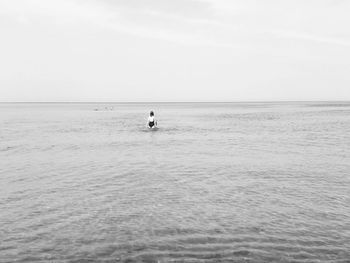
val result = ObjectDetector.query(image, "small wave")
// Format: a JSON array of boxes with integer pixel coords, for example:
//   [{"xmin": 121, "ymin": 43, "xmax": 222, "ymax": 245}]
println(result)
[
  {"xmin": 306, "ymin": 103, "xmax": 350, "ymax": 108},
  {"xmin": 140, "ymin": 127, "xmax": 160, "ymax": 133},
  {"xmin": 0, "ymin": 146, "xmax": 16, "ymax": 152}
]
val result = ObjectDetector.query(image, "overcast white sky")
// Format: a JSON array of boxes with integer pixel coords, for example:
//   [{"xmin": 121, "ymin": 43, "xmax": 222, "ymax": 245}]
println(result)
[{"xmin": 1, "ymin": 0, "xmax": 350, "ymax": 102}]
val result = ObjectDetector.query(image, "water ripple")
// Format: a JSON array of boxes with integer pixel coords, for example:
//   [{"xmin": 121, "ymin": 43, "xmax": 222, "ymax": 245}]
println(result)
[{"xmin": 1, "ymin": 102, "xmax": 350, "ymax": 262}]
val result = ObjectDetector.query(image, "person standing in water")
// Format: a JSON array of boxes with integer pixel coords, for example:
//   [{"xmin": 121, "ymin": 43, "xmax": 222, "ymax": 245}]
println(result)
[{"xmin": 147, "ymin": 111, "xmax": 157, "ymax": 128}]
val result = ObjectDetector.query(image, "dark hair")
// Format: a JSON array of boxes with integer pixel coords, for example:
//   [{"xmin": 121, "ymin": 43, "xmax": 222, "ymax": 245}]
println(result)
[{"xmin": 150, "ymin": 111, "xmax": 154, "ymax": 116}]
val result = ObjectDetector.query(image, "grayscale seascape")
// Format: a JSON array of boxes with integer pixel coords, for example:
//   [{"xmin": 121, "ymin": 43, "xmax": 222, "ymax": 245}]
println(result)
[{"xmin": 1, "ymin": 102, "xmax": 350, "ymax": 262}]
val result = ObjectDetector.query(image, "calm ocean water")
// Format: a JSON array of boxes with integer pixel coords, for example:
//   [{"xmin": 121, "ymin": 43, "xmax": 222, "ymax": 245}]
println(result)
[{"xmin": 1, "ymin": 102, "xmax": 350, "ymax": 263}]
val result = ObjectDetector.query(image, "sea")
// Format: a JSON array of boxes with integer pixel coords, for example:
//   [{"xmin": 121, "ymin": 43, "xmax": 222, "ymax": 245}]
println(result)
[{"xmin": 0, "ymin": 102, "xmax": 350, "ymax": 263}]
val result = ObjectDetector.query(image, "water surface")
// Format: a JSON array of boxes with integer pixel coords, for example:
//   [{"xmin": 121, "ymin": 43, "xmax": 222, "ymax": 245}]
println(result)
[{"xmin": 1, "ymin": 102, "xmax": 350, "ymax": 262}]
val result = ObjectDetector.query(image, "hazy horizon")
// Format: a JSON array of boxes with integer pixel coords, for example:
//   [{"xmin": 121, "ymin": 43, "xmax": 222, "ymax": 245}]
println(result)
[
  {"xmin": 1, "ymin": 100, "xmax": 350, "ymax": 104},
  {"xmin": 1, "ymin": 0, "xmax": 350, "ymax": 102}
]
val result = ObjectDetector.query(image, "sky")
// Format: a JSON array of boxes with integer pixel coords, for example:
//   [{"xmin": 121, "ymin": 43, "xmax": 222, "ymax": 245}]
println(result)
[{"xmin": 0, "ymin": 0, "xmax": 350, "ymax": 102}]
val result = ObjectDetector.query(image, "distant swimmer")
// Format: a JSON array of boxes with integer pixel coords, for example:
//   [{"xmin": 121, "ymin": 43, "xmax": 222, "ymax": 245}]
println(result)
[{"xmin": 147, "ymin": 111, "xmax": 157, "ymax": 128}]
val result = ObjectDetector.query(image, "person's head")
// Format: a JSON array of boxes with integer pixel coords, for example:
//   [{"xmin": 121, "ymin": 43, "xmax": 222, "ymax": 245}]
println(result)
[{"xmin": 150, "ymin": 111, "xmax": 154, "ymax": 117}]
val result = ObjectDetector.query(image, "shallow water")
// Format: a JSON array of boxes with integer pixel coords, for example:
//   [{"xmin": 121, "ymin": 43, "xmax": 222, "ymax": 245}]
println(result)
[{"xmin": 1, "ymin": 102, "xmax": 350, "ymax": 262}]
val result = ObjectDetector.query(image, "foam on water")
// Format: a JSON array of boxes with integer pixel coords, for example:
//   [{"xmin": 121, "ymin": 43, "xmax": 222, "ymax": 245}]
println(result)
[{"xmin": 0, "ymin": 102, "xmax": 350, "ymax": 262}]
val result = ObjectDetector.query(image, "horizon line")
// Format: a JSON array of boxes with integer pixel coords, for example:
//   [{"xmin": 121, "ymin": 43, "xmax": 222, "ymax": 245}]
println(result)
[{"xmin": 0, "ymin": 100, "xmax": 350, "ymax": 104}]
